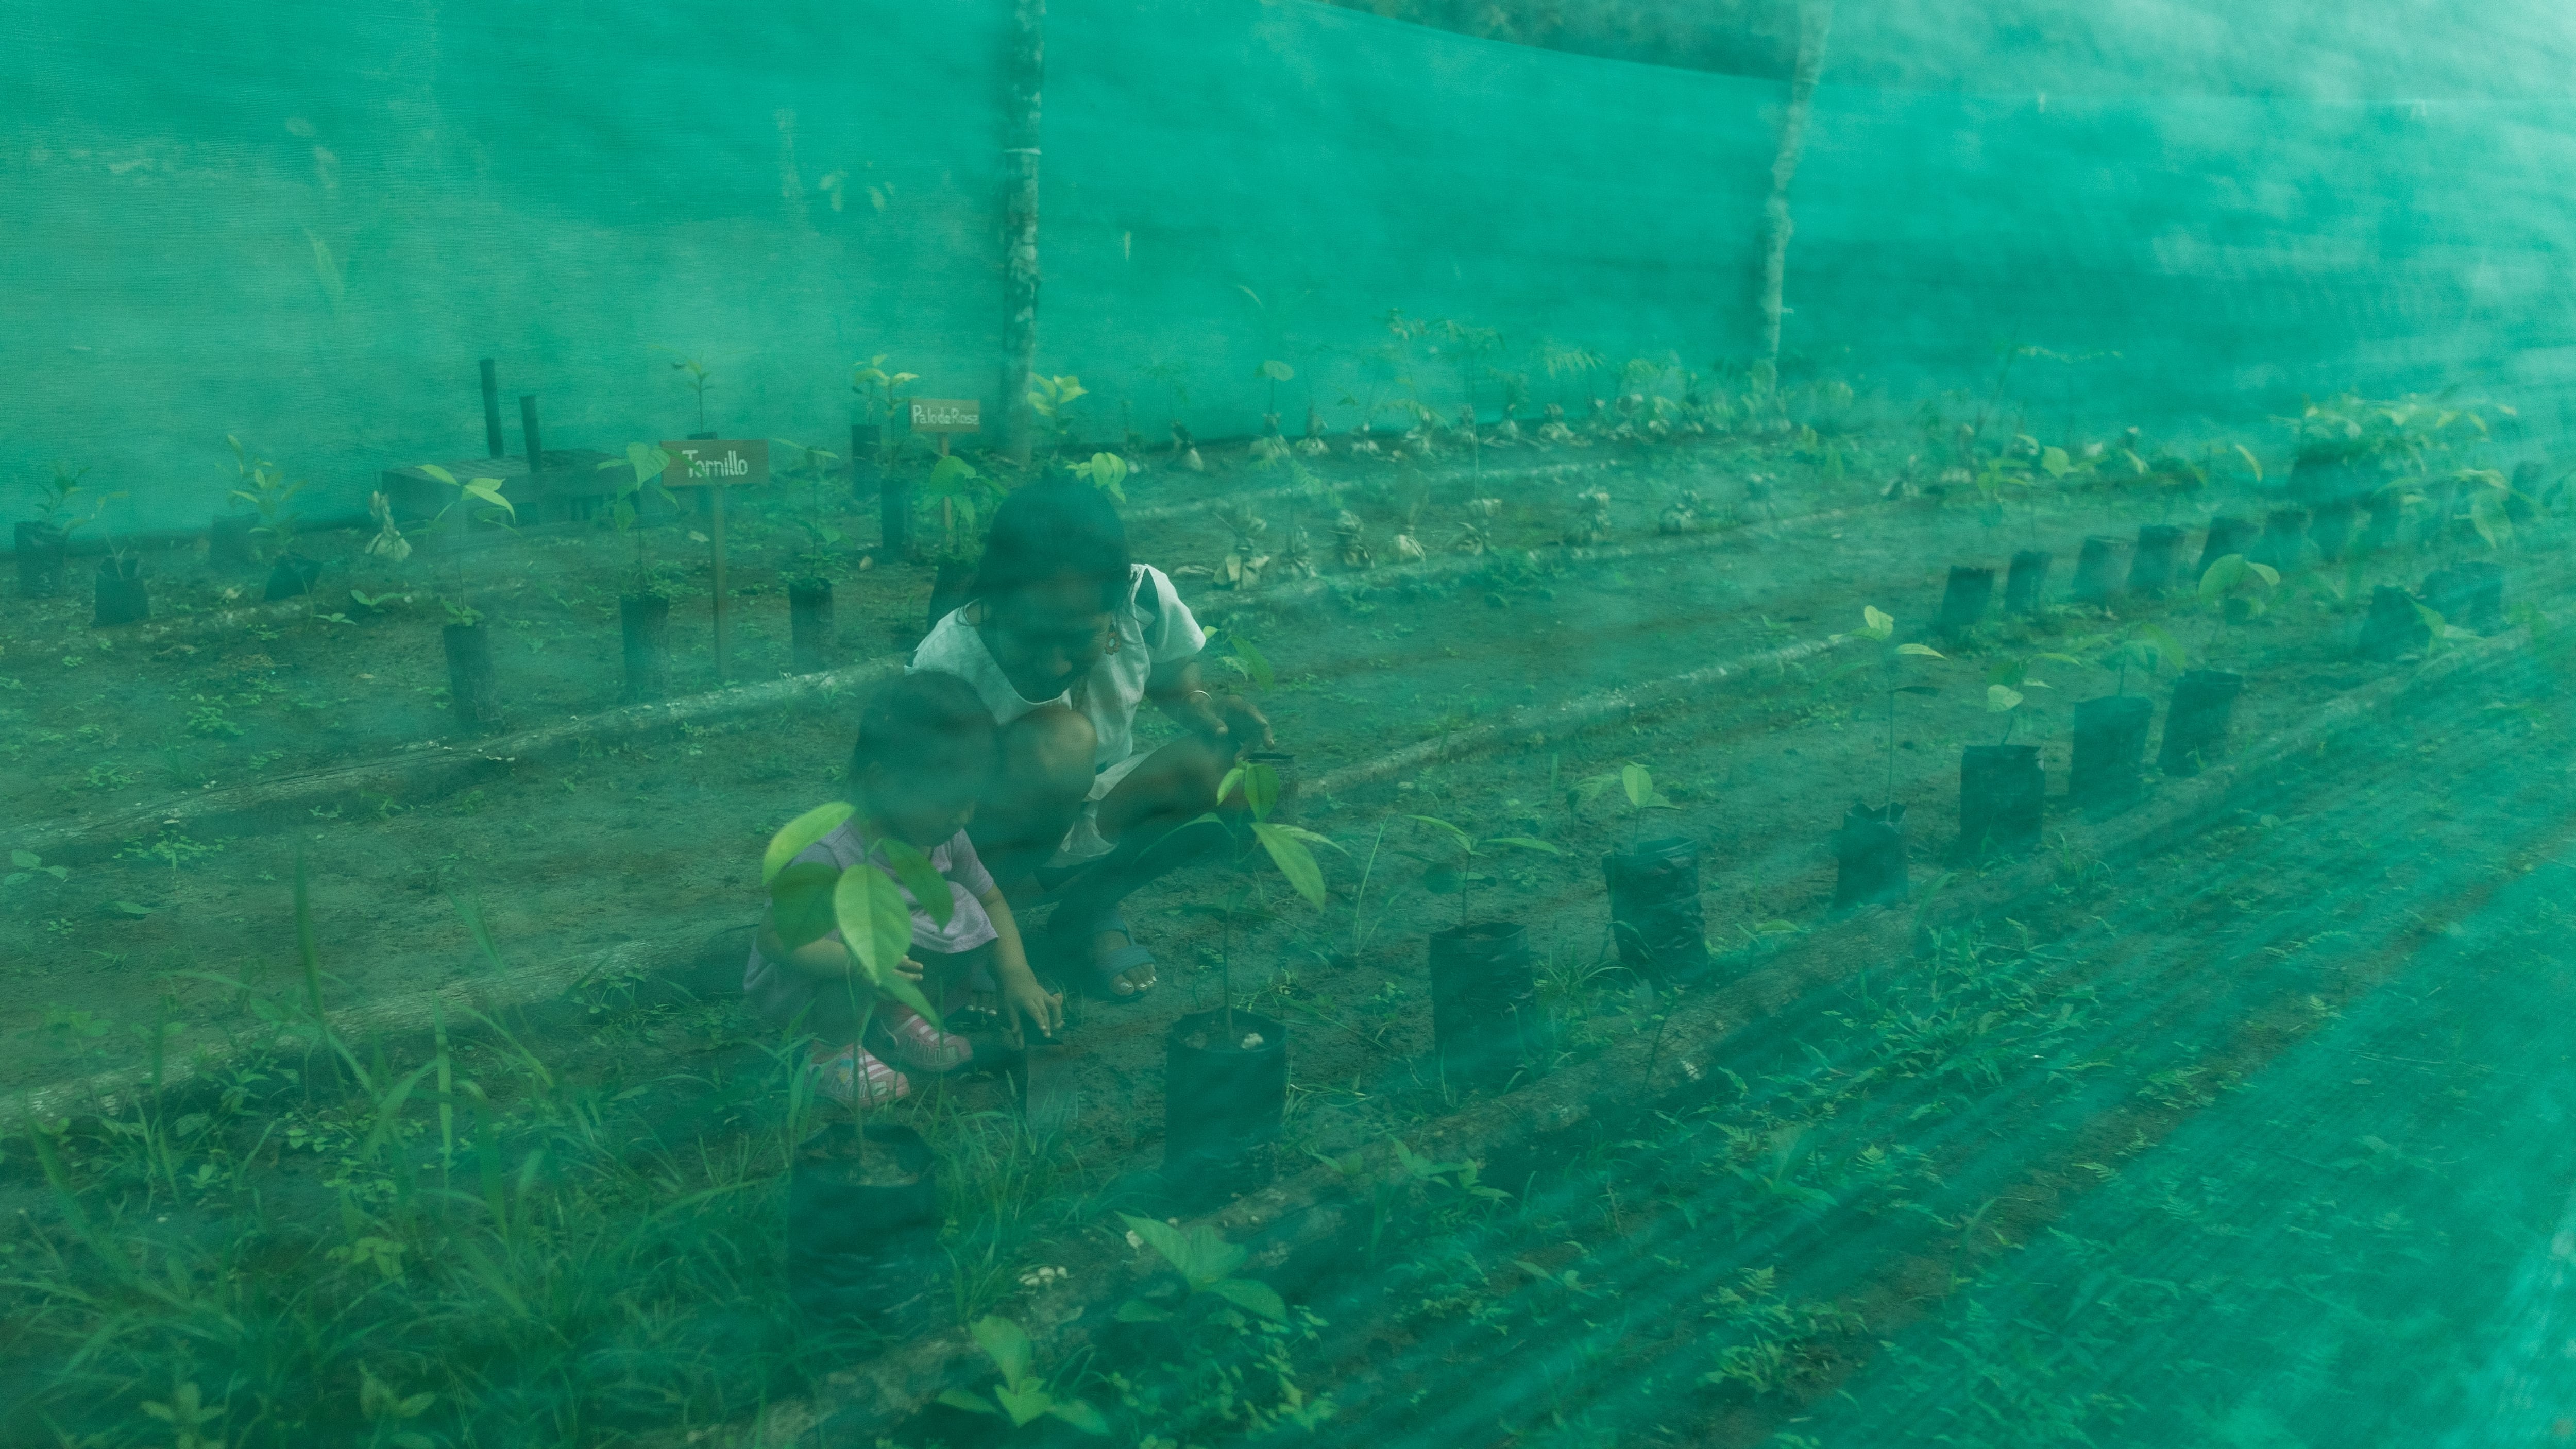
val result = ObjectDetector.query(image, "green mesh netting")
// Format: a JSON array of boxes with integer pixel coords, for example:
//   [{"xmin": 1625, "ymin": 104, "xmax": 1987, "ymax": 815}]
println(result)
[{"xmin": 6, "ymin": 2, "xmax": 2576, "ymax": 1446}]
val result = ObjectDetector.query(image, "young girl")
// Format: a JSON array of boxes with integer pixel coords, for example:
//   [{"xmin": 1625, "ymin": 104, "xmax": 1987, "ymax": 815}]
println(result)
[{"xmin": 743, "ymin": 673, "xmax": 1063, "ymax": 1106}]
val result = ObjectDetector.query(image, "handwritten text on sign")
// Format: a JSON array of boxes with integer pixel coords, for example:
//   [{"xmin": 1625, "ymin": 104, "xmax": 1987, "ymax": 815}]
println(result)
[
  {"xmin": 909, "ymin": 398, "xmax": 981, "ymax": 433},
  {"xmin": 659, "ymin": 439, "xmax": 771, "ymax": 488}
]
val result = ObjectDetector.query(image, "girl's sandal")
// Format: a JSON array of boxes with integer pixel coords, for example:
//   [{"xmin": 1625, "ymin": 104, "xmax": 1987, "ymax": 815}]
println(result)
[
  {"xmin": 1049, "ymin": 907, "xmax": 1159, "ymax": 1003},
  {"xmin": 809, "ymin": 1042, "xmax": 910, "ymax": 1108}
]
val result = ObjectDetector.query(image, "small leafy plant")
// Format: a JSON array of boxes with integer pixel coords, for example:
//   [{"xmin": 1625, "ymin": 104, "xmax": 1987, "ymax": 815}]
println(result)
[
  {"xmin": 1064, "ymin": 451, "xmax": 1129, "ymax": 502},
  {"xmin": 1028, "ymin": 373, "xmax": 1089, "ymax": 455},
  {"xmin": 2098, "ymin": 621, "xmax": 2188, "ymax": 696},
  {"xmin": 936, "ymin": 1315, "xmax": 1110, "ymax": 1435},
  {"xmin": 1191, "ymin": 760, "xmax": 1338, "ymax": 1032},
  {"xmin": 2196, "ymin": 554, "xmax": 2280, "ymax": 664},
  {"xmin": 1401, "ymin": 814, "xmax": 1560, "ymax": 928},
  {"xmin": 409, "ymin": 465, "xmax": 514, "ymax": 623},
  {"xmin": 658, "ymin": 350, "xmax": 714, "ymax": 433},
  {"xmin": 1573, "ymin": 762, "xmax": 1679, "ymax": 849},
  {"xmin": 595, "ymin": 443, "xmax": 675, "ymax": 595},
  {"xmin": 1832, "ymin": 606, "xmax": 1945, "ymax": 807},
  {"xmin": 226, "ymin": 440, "xmax": 306, "ymax": 561},
  {"xmin": 1982, "ymin": 651, "xmax": 2081, "ymax": 743}
]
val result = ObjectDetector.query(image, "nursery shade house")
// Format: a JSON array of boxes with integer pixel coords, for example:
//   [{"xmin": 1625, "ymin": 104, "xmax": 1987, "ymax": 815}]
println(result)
[{"xmin": 8, "ymin": 0, "xmax": 2576, "ymax": 1441}]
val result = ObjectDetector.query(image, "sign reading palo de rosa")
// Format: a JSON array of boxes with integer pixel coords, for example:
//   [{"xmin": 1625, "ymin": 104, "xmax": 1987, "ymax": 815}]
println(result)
[
  {"xmin": 659, "ymin": 439, "xmax": 771, "ymax": 488},
  {"xmin": 908, "ymin": 398, "xmax": 981, "ymax": 433}
]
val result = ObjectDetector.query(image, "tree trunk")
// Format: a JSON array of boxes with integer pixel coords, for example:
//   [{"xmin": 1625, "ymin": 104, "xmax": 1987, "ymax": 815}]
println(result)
[
  {"xmin": 1755, "ymin": 0, "xmax": 1835, "ymax": 365},
  {"xmin": 998, "ymin": 0, "xmax": 1045, "ymax": 467}
]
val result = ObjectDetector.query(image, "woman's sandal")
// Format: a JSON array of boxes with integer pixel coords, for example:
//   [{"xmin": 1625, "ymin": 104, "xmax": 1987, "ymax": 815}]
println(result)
[{"xmin": 1048, "ymin": 907, "xmax": 1159, "ymax": 1003}]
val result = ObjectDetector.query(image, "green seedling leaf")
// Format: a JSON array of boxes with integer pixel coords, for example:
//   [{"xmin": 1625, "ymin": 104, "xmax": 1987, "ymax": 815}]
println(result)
[
  {"xmin": 1404, "ymin": 815, "xmax": 1474, "ymax": 851},
  {"xmin": 833, "ymin": 866, "xmax": 938, "ymax": 1023},
  {"xmin": 1987, "ymin": 684, "xmax": 2025, "ymax": 712},
  {"xmin": 2232, "ymin": 443, "xmax": 2264, "ymax": 483},
  {"xmin": 1208, "ymin": 1276, "xmax": 1289, "ymax": 1322},
  {"xmin": 464, "ymin": 480, "xmax": 513, "ymax": 516},
  {"xmin": 1833, "ymin": 605, "xmax": 1896, "ymax": 644},
  {"xmin": 1215, "ymin": 765, "xmax": 1245, "ymax": 808},
  {"xmin": 937, "ymin": 1389, "xmax": 1000, "ymax": 1417},
  {"xmin": 764, "ymin": 802, "xmax": 854, "ymax": 885},
  {"xmin": 1121, "ymin": 1212, "xmax": 1248, "ymax": 1290},
  {"xmin": 876, "ymin": 838, "xmax": 955, "ymax": 930},
  {"xmin": 1229, "ymin": 633, "xmax": 1276, "ymax": 691},
  {"xmin": 1895, "ymin": 642, "xmax": 1945, "ymax": 658},
  {"xmin": 10, "ymin": 850, "xmax": 38, "ymax": 868},
  {"xmin": 769, "ymin": 861, "xmax": 842, "ymax": 950},
  {"xmin": 1257, "ymin": 359, "xmax": 1296, "ymax": 382},
  {"xmin": 1620, "ymin": 762, "xmax": 1653, "ymax": 810},
  {"xmin": 1484, "ymin": 836, "xmax": 1563, "ymax": 855},
  {"xmin": 418, "ymin": 464, "xmax": 457, "ymax": 486},
  {"xmin": 1251, "ymin": 822, "xmax": 1327, "ymax": 907},
  {"xmin": 1047, "ymin": 1399, "xmax": 1113, "ymax": 1435},
  {"xmin": 2040, "ymin": 445, "xmax": 2072, "ymax": 477},
  {"xmin": 970, "ymin": 1315, "xmax": 1036, "ymax": 1389},
  {"xmin": 926, "ymin": 454, "xmax": 979, "ymax": 496},
  {"xmin": 994, "ymin": 1383, "xmax": 1052, "ymax": 1427},
  {"xmin": 1240, "ymin": 761, "xmax": 1282, "ymax": 821}
]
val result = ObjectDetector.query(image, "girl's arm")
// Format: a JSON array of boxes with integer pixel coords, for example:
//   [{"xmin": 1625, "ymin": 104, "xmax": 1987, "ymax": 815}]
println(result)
[{"xmin": 979, "ymin": 887, "xmax": 1063, "ymax": 1045}]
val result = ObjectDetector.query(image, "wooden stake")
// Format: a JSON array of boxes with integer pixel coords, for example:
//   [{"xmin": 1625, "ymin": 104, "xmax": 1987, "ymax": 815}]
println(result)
[{"xmin": 710, "ymin": 483, "xmax": 730, "ymax": 682}]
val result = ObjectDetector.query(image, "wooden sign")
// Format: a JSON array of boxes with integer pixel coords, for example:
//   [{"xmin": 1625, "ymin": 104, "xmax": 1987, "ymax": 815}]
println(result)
[
  {"xmin": 659, "ymin": 439, "xmax": 770, "ymax": 488},
  {"xmin": 909, "ymin": 399, "xmax": 981, "ymax": 433}
]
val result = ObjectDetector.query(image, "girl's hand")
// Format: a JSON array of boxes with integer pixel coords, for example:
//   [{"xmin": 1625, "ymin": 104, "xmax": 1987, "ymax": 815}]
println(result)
[
  {"xmin": 895, "ymin": 956, "xmax": 926, "ymax": 984},
  {"xmin": 999, "ymin": 973, "xmax": 1064, "ymax": 1047}
]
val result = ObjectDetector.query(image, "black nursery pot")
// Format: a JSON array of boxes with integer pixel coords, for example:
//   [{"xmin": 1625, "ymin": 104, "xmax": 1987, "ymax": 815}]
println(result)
[
  {"xmin": 2422, "ymin": 561, "xmax": 2505, "ymax": 634},
  {"xmin": 2196, "ymin": 516, "xmax": 2255, "ymax": 579},
  {"xmin": 1601, "ymin": 837, "xmax": 1709, "ymax": 982},
  {"xmin": 2126, "ymin": 524, "xmax": 2184, "ymax": 597},
  {"xmin": 1164, "ymin": 1009, "xmax": 1289, "ymax": 1211},
  {"xmin": 93, "ymin": 556, "xmax": 148, "ymax": 627},
  {"xmin": 1427, "ymin": 922, "xmax": 1538, "ymax": 1090},
  {"xmin": 2070, "ymin": 535, "xmax": 2128, "ymax": 605},
  {"xmin": 2004, "ymin": 549, "xmax": 2053, "ymax": 616},
  {"xmin": 2252, "ymin": 508, "xmax": 2312, "ymax": 572},
  {"xmin": 926, "ymin": 559, "xmax": 974, "ymax": 633},
  {"xmin": 619, "ymin": 592, "xmax": 673, "ymax": 703},
  {"xmin": 210, "ymin": 513, "xmax": 258, "ymax": 568},
  {"xmin": 2358, "ymin": 584, "xmax": 2429, "ymax": 660},
  {"xmin": 2309, "ymin": 499, "xmax": 2358, "ymax": 563},
  {"xmin": 879, "ymin": 468, "xmax": 914, "ymax": 561},
  {"xmin": 2070, "ymin": 694, "xmax": 2154, "ymax": 807},
  {"xmin": 442, "ymin": 621, "xmax": 503, "ymax": 731},
  {"xmin": 1831, "ymin": 802, "xmax": 1908, "ymax": 909},
  {"xmin": 264, "ymin": 554, "xmax": 321, "ymax": 601},
  {"xmin": 786, "ymin": 1122, "xmax": 941, "ymax": 1329},
  {"xmin": 1957, "ymin": 744, "xmax": 2043, "ymax": 858},
  {"xmin": 789, "ymin": 578, "xmax": 835, "ymax": 673},
  {"xmin": 2159, "ymin": 669, "xmax": 2243, "ymax": 777},
  {"xmin": 15, "ymin": 522, "xmax": 66, "ymax": 599},
  {"xmin": 1935, "ymin": 565, "xmax": 1994, "ymax": 634}
]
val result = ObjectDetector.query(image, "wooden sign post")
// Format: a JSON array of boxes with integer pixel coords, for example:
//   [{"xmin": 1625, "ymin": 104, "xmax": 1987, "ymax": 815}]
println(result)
[
  {"xmin": 908, "ymin": 399, "xmax": 981, "ymax": 553},
  {"xmin": 661, "ymin": 439, "xmax": 770, "ymax": 681}
]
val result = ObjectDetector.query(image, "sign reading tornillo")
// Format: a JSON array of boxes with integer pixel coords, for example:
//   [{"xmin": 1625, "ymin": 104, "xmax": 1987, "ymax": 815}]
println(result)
[{"xmin": 659, "ymin": 439, "xmax": 770, "ymax": 488}]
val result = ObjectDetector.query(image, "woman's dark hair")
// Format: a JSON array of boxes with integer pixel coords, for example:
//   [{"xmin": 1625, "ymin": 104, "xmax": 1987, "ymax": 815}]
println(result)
[
  {"xmin": 973, "ymin": 477, "xmax": 1130, "ymax": 611},
  {"xmin": 849, "ymin": 672, "xmax": 996, "ymax": 786}
]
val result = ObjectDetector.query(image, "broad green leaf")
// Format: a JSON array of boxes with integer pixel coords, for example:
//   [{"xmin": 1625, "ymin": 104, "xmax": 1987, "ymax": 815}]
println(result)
[
  {"xmin": 465, "ymin": 481, "xmax": 515, "ymax": 517},
  {"xmin": 1861, "ymin": 605, "xmax": 1895, "ymax": 639},
  {"xmin": 1484, "ymin": 836, "xmax": 1562, "ymax": 855},
  {"xmin": 970, "ymin": 1315, "xmax": 1035, "ymax": 1388},
  {"xmin": 1404, "ymin": 814, "xmax": 1473, "ymax": 851},
  {"xmin": 9, "ymin": 850, "xmax": 36, "ymax": 869},
  {"xmin": 1208, "ymin": 1276, "xmax": 1289, "ymax": 1322},
  {"xmin": 2233, "ymin": 443, "xmax": 2264, "ymax": 483},
  {"xmin": 763, "ymin": 802, "xmax": 853, "ymax": 885},
  {"xmin": 625, "ymin": 441, "xmax": 669, "ymax": 486},
  {"xmin": 833, "ymin": 867, "xmax": 937, "ymax": 1022},
  {"xmin": 1215, "ymin": 765, "xmax": 1245, "ymax": 808},
  {"xmin": 876, "ymin": 838, "xmax": 955, "ymax": 930},
  {"xmin": 1121, "ymin": 1213, "xmax": 1247, "ymax": 1290},
  {"xmin": 937, "ymin": 1388, "xmax": 999, "ymax": 1416},
  {"xmin": 418, "ymin": 464, "xmax": 457, "ymax": 486},
  {"xmin": 1047, "ymin": 1399, "xmax": 1113, "ymax": 1436},
  {"xmin": 2200, "ymin": 554, "xmax": 2248, "ymax": 599},
  {"xmin": 2139, "ymin": 623, "xmax": 2188, "ymax": 674},
  {"xmin": 1895, "ymin": 642, "xmax": 1945, "ymax": 658},
  {"xmin": 1268, "ymin": 824, "xmax": 1347, "ymax": 854},
  {"xmin": 2040, "ymin": 446, "xmax": 2071, "ymax": 477},
  {"xmin": 1987, "ymin": 684, "xmax": 2025, "ymax": 712},
  {"xmin": 2246, "ymin": 560, "xmax": 2280, "ymax": 587},
  {"xmin": 2471, "ymin": 490, "xmax": 2513, "ymax": 551},
  {"xmin": 1251, "ymin": 822, "xmax": 1326, "ymax": 907},
  {"xmin": 1620, "ymin": 763, "xmax": 1653, "ymax": 810},
  {"xmin": 1258, "ymin": 359, "xmax": 1295, "ymax": 382},
  {"xmin": 1241, "ymin": 761, "xmax": 1281, "ymax": 821},
  {"xmin": 1230, "ymin": 632, "xmax": 1276, "ymax": 691},
  {"xmin": 927, "ymin": 454, "xmax": 979, "ymax": 495},
  {"xmin": 993, "ymin": 1383, "xmax": 1051, "ymax": 1427},
  {"xmin": 770, "ymin": 861, "xmax": 842, "ymax": 949}
]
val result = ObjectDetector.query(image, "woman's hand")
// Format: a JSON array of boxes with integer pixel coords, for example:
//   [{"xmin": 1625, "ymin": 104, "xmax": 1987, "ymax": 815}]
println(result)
[
  {"xmin": 1187, "ymin": 691, "xmax": 1274, "ymax": 755},
  {"xmin": 999, "ymin": 972, "xmax": 1064, "ymax": 1048}
]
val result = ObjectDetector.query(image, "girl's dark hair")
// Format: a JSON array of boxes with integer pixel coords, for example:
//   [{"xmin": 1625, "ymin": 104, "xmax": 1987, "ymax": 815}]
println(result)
[
  {"xmin": 850, "ymin": 672, "xmax": 996, "ymax": 785},
  {"xmin": 973, "ymin": 477, "xmax": 1130, "ymax": 611}
]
